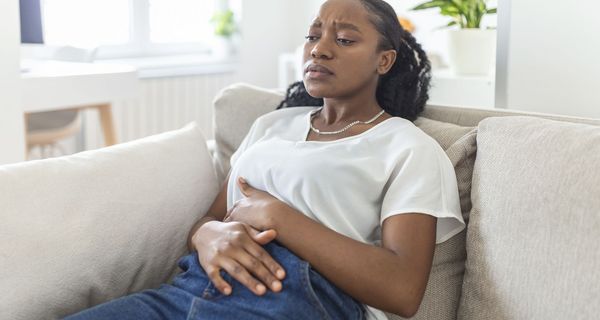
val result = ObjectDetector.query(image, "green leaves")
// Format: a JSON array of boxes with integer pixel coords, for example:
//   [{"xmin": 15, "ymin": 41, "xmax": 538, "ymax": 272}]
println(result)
[
  {"xmin": 411, "ymin": 0, "xmax": 497, "ymax": 29},
  {"xmin": 210, "ymin": 10, "xmax": 236, "ymax": 37},
  {"xmin": 413, "ymin": 0, "xmax": 449, "ymax": 10}
]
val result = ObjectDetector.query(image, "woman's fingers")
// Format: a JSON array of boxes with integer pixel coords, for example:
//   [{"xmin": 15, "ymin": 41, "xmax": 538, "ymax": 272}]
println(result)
[
  {"xmin": 245, "ymin": 240, "xmax": 286, "ymax": 281},
  {"xmin": 242, "ymin": 224, "xmax": 286, "ymax": 281},
  {"xmin": 220, "ymin": 258, "xmax": 268, "ymax": 296},
  {"xmin": 237, "ymin": 247, "xmax": 283, "ymax": 292},
  {"xmin": 243, "ymin": 224, "xmax": 277, "ymax": 245},
  {"xmin": 195, "ymin": 221, "xmax": 287, "ymax": 296},
  {"xmin": 204, "ymin": 265, "xmax": 232, "ymax": 296}
]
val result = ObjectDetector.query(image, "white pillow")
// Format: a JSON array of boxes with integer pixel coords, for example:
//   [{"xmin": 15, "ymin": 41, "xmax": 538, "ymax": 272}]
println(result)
[{"xmin": 0, "ymin": 123, "xmax": 219, "ymax": 319}]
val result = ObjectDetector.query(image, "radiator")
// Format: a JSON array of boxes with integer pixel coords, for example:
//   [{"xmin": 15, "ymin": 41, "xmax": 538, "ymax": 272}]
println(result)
[{"xmin": 83, "ymin": 73, "xmax": 237, "ymax": 150}]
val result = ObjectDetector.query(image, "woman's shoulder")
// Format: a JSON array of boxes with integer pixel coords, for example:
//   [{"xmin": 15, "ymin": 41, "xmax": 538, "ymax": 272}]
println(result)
[
  {"xmin": 258, "ymin": 106, "xmax": 318, "ymax": 121},
  {"xmin": 252, "ymin": 106, "xmax": 319, "ymax": 130},
  {"xmin": 380, "ymin": 118, "xmax": 448, "ymax": 160},
  {"xmin": 382, "ymin": 117, "xmax": 438, "ymax": 145}
]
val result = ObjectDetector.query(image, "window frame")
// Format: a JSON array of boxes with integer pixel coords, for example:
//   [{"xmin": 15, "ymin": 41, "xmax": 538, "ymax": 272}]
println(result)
[{"xmin": 41, "ymin": 0, "xmax": 215, "ymax": 60}]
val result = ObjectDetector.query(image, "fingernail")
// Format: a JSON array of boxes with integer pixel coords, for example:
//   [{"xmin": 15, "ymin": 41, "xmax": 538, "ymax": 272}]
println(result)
[
  {"xmin": 272, "ymin": 281, "xmax": 281, "ymax": 291},
  {"xmin": 257, "ymin": 284, "xmax": 266, "ymax": 293},
  {"xmin": 238, "ymin": 177, "xmax": 246, "ymax": 183},
  {"xmin": 224, "ymin": 287, "xmax": 231, "ymax": 295},
  {"xmin": 276, "ymin": 269, "xmax": 285, "ymax": 279}
]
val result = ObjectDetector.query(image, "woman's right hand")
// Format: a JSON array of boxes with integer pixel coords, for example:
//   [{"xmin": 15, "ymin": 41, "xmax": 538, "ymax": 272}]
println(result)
[{"xmin": 190, "ymin": 220, "xmax": 286, "ymax": 296}]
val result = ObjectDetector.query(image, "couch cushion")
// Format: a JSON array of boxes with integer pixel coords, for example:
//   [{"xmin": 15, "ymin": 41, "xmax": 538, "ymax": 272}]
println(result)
[
  {"xmin": 421, "ymin": 104, "xmax": 600, "ymax": 128},
  {"xmin": 458, "ymin": 116, "xmax": 600, "ymax": 319},
  {"xmin": 0, "ymin": 123, "xmax": 219, "ymax": 319},
  {"xmin": 387, "ymin": 118, "xmax": 477, "ymax": 320},
  {"xmin": 414, "ymin": 117, "xmax": 473, "ymax": 150}
]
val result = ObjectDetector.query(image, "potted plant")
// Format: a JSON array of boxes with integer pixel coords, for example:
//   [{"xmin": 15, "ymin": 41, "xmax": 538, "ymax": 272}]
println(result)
[
  {"xmin": 411, "ymin": 0, "xmax": 497, "ymax": 75},
  {"xmin": 209, "ymin": 9, "xmax": 237, "ymax": 57}
]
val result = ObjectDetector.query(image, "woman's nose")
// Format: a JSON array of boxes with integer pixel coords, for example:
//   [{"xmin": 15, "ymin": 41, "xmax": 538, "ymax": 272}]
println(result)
[{"xmin": 310, "ymin": 40, "xmax": 332, "ymax": 59}]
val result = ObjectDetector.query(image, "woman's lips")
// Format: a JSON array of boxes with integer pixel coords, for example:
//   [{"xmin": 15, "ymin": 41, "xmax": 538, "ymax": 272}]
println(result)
[
  {"xmin": 306, "ymin": 70, "xmax": 334, "ymax": 79},
  {"xmin": 304, "ymin": 63, "xmax": 334, "ymax": 80}
]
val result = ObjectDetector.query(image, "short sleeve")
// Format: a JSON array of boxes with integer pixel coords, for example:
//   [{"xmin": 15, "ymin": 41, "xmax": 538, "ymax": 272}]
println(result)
[{"xmin": 380, "ymin": 143, "xmax": 466, "ymax": 244}]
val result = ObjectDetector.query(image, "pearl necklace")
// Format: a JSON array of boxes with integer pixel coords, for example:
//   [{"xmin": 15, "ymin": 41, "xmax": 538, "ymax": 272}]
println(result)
[{"xmin": 309, "ymin": 107, "xmax": 386, "ymax": 135}]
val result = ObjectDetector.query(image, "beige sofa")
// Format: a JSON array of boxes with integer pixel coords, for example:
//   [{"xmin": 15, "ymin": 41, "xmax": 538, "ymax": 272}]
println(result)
[{"xmin": 1, "ymin": 83, "xmax": 599, "ymax": 320}]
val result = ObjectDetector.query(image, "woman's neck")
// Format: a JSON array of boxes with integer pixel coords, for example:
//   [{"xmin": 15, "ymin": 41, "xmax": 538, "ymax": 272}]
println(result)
[{"xmin": 319, "ymin": 97, "xmax": 382, "ymax": 126}]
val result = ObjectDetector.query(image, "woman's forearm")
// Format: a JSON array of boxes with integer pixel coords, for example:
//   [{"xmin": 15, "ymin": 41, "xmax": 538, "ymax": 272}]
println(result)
[{"xmin": 268, "ymin": 206, "xmax": 422, "ymax": 318}]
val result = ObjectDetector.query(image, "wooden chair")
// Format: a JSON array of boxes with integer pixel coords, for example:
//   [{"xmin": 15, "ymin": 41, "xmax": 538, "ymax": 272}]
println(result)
[{"xmin": 25, "ymin": 46, "xmax": 97, "ymax": 159}]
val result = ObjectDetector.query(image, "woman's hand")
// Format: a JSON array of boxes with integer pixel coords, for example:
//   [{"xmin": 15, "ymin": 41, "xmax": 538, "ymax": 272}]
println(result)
[
  {"xmin": 223, "ymin": 177, "xmax": 285, "ymax": 231},
  {"xmin": 190, "ymin": 220, "xmax": 286, "ymax": 296}
]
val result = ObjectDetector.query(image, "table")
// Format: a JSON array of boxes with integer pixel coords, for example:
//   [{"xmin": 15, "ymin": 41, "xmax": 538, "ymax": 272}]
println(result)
[{"xmin": 20, "ymin": 59, "xmax": 138, "ymax": 146}]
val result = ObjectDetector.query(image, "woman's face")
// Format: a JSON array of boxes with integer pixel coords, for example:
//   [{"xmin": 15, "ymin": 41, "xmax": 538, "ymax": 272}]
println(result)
[{"xmin": 302, "ymin": 0, "xmax": 395, "ymax": 100}]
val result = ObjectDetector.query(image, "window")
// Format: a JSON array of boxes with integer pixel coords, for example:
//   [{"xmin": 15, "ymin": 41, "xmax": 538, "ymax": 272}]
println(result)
[
  {"xmin": 42, "ymin": 0, "xmax": 130, "ymax": 47},
  {"xmin": 41, "ymin": 0, "xmax": 241, "ymax": 59},
  {"xmin": 149, "ymin": 0, "xmax": 212, "ymax": 44}
]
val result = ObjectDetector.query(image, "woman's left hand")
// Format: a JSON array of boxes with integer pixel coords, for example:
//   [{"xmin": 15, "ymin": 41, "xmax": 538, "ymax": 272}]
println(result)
[{"xmin": 224, "ymin": 176, "xmax": 284, "ymax": 231}]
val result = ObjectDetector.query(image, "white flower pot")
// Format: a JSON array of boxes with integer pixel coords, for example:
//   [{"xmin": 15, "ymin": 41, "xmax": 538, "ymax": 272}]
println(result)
[
  {"xmin": 211, "ymin": 36, "xmax": 234, "ymax": 58},
  {"xmin": 448, "ymin": 29, "xmax": 497, "ymax": 76}
]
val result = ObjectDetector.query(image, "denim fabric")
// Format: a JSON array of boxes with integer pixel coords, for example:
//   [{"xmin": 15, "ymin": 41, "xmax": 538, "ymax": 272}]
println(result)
[{"xmin": 64, "ymin": 241, "xmax": 365, "ymax": 320}]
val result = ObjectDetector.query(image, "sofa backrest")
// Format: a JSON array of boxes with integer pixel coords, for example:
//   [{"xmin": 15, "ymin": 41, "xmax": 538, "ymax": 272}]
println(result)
[{"xmin": 422, "ymin": 104, "xmax": 600, "ymax": 127}]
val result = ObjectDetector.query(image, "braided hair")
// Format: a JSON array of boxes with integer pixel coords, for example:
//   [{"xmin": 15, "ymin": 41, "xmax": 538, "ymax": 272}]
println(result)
[{"xmin": 276, "ymin": 0, "xmax": 431, "ymax": 122}]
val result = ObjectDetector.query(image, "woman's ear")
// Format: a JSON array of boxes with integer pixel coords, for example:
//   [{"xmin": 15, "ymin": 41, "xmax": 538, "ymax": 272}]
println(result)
[{"xmin": 377, "ymin": 49, "xmax": 397, "ymax": 75}]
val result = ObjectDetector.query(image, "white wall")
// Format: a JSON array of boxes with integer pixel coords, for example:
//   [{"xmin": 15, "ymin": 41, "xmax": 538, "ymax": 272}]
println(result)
[
  {"xmin": 235, "ymin": 0, "xmax": 316, "ymax": 88},
  {"xmin": 0, "ymin": 0, "xmax": 25, "ymax": 165},
  {"xmin": 496, "ymin": 0, "xmax": 600, "ymax": 118}
]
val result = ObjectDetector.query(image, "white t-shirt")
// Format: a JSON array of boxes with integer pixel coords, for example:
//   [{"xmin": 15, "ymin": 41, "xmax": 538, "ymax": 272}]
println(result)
[{"xmin": 227, "ymin": 106, "xmax": 465, "ymax": 320}]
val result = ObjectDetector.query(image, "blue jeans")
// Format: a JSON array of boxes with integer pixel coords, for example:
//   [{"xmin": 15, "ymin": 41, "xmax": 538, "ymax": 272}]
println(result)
[{"xmin": 64, "ymin": 241, "xmax": 365, "ymax": 319}]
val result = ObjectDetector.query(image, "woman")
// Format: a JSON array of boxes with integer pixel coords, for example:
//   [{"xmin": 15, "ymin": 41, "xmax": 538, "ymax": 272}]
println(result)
[{"xmin": 66, "ymin": 0, "xmax": 465, "ymax": 319}]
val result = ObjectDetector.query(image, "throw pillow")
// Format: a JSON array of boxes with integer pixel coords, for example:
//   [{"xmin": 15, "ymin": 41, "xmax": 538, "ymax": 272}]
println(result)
[
  {"xmin": 0, "ymin": 123, "xmax": 219, "ymax": 319},
  {"xmin": 458, "ymin": 116, "xmax": 600, "ymax": 319}
]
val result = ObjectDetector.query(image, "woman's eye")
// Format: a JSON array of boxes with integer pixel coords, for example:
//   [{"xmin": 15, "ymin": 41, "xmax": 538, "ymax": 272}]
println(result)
[
  {"xmin": 337, "ymin": 38, "xmax": 354, "ymax": 45},
  {"xmin": 305, "ymin": 35, "xmax": 318, "ymax": 42}
]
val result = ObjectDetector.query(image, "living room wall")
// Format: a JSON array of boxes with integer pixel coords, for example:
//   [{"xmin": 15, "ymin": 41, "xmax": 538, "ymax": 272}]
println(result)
[
  {"xmin": 0, "ymin": 0, "xmax": 25, "ymax": 165},
  {"xmin": 495, "ymin": 0, "xmax": 600, "ymax": 118},
  {"xmin": 235, "ymin": 0, "xmax": 314, "ymax": 89}
]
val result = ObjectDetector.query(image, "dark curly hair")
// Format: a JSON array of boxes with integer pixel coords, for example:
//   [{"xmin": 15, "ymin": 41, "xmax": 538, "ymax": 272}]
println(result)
[{"xmin": 276, "ymin": 0, "xmax": 431, "ymax": 122}]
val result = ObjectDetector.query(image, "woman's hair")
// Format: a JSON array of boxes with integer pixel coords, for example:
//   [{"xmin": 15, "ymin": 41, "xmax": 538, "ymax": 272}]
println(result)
[{"xmin": 276, "ymin": 0, "xmax": 431, "ymax": 122}]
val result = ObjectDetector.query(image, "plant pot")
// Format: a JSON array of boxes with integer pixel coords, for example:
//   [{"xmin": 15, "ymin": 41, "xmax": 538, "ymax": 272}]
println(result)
[
  {"xmin": 211, "ymin": 36, "xmax": 234, "ymax": 58},
  {"xmin": 447, "ymin": 29, "xmax": 496, "ymax": 76}
]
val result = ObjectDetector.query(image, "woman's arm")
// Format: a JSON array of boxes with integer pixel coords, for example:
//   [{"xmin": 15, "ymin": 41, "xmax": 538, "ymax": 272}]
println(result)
[
  {"xmin": 226, "ymin": 177, "xmax": 436, "ymax": 317},
  {"xmin": 186, "ymin": 172, "xmax": 230, "ymax": 252},
  {"xmin": 270, "ymin": 206, "xmax": 436, "ymax": 318}
]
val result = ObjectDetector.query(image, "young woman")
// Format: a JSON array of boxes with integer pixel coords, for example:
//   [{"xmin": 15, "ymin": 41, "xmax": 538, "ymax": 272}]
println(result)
[{"xmin": 66, "ymin": 0, "xmax": 465, "ymax": 319}]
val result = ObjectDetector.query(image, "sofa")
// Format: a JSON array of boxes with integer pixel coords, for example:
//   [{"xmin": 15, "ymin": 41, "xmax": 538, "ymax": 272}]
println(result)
[{"xmin": 1, "ymin": 83, "xmax": 599, "ymax": 320}]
